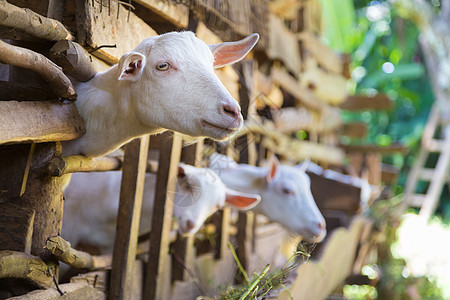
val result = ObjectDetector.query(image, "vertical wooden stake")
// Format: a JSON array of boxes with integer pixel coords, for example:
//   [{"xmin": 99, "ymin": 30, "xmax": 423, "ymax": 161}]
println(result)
[
  {"xmin": 145, "ymin": 132, "xmax": 182, "ymax": 300},
  {"xmin": 109, "ymin": 135, "xmax": 150, "ymax": 300},
  {"xmin": 20, "ymin": 143, "xmax": 35, "ymax": 196}
]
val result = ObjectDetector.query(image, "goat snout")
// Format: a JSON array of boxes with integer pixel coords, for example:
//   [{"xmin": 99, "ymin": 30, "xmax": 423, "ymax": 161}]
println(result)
[{"xmin": 222, "ymin": 103, "xmax": 240, "ymax": 119}]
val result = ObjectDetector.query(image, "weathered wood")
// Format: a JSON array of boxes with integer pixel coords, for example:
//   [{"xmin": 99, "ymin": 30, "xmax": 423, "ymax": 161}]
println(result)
[
  {"xmin": 45, "ymin": 236, "xmax": 93, "ymax": 269},
  {"xmin": 0, "ymin": 250, "xmax": 54, "ymax": 289},
  {"xmin": 298, "ymin": 31, "xmax": 344, "ymax": 74},
  {"xmin": 145, "ymin": 132, "xmax": 182, "ymax": 300},
  {"xmin": 271, "ymin": 67, "xmax": 326, "ymax": 112},
  {"xmin": 50, "ymin": 40, "xmax": 96, "ymax": 82},
  {"xmin": 133, "ymin": 0, "xmax": 188, "ymax": 29},
  {"xmin": 381, "ymin": 163, "xmax": 400, "ymax": 185},
  {"xmin": 277, "ymin": 217, "xmax": 367, "ymax": 300},
  {"xmin": 340, "ymin": 94, "xmax": 393, "ymax": 111},
  {"xmin": 0, "ymin": 0, "xmax": 73, "ymax": 41},
  {"xmin": 0, "ymin": 143, "xmax": 65, "ymax": 260},
  {"xmin": 0, "ymin": 203, "xmax": 34, "ymax": 253},
  {"xmin": 109, "ymin": 135, "xmax": 150, "ymax": 300},
  {"xmin": 20, "ymin": 143, "xmax": 35, "ymax": 196},
  {"xmin": 8, "ymin": 283, "xmax": 106, "ymax": 300},
  {"xmin": 75, "ymin": 0, "xmax": 158, "ymax": 65},
  {"xmin": 268, "ymin": 14, "xmax": 301, "ymax": 74},
  {"xmin": 0, "ymin": 81, "xmax": 53, "ymax": 101},
  {"xmin": 171, "ymin": 143, "xmax": 198, "ymax": 283},
  {"xmin": 307, "ymin": 172, "xmax": 361, "ymax": 214},
  {"xmin": 0, "ymin": 101, "xmax": 85, "ymax": 145},
  {"xmin": 0, "ymin": 40, "xmax": 77, "ymax": 99},
  {"xmin": 47, "ymin": 155, "xmax": 122, "ymax": 176},
  {"xmin": 70, "ymin": 271, "xmax": 108, "ymax": 293},
  {"xmin": 300, "ymin": 57, "xmax": 348, "ymax": 105},
  {"xmin": 341, "ymin": 122, "xmax": 368, "ymax": 138}
]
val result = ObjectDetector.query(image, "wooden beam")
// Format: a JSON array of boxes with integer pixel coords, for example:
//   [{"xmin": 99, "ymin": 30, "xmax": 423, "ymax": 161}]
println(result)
[
  {"xmin": 272, "ymin": 67, "xmax": 326, "ymax": 112},
  {"xmin": 0, "ymin": 40, "xmax": 77, "ymax": 100},
  {"xmin": 299, "ymin": 31, "xmax": 344, "ymax": 74},
  {"xmin": 0, "ymin": 0, "xmax": 73, "ymax": 41},
  {"xmin": 133, "ymin": 0, "xmax": 188, "ymax": 29},
  {"xmin": 268, "ymin": 14, "xmax": 302, "ymax": 74},
  {"xmin": 341, "ymin": 122, "xmax": 368, "ymax": 138},
  {"xmin": 109, "ymin": 135, "xmax": 149, "ymax": 300},
  {"xmin": 10, "ymin": 283, "xmax": 105, "ymax": 300},
  {"xmin": 0, "ymin": 101, "xmax": 85, "ymax": 145},
  {"xmin": 340, "ymin": 94, "xmax": 393, "ymax": 111},
  {"xmin": 300, "ymin": 57, "xmax": 348, "ymax": 105},
  {"xmin": 75, "ymin": 0, "xmax": 158, "ymax": 65},
  {"xmin": 144, "ymin": 132, "xmax": 182, "ymax": 300},
  {"xmin": 340, "ymin": 142, "xmax": 408, "ymax": 154}
]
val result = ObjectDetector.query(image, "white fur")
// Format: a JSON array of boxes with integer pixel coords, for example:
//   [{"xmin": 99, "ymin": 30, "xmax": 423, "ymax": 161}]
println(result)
[
  {"xmin": 62, "ymin": 164, "xmax": 259, "ymax": 253},
  {"xmin": 209, "ymin": 153, "xmax": 327, "ymax": 243},
  {"xmin": 62, "ymin": 32, "xmax": 259, "ymax": 157}
]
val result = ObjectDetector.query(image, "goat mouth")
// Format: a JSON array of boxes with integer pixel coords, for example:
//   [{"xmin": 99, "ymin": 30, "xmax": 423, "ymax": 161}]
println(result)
[{"xmin": 202, "ymin": 120, "xmax": 237, "ymax": 134}]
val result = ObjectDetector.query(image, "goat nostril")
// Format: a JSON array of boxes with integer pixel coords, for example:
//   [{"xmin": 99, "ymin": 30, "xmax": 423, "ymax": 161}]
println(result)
[
  {"xmin": 186, "ymin": 219, "xmax": 195, "ymax": 231},
  {"xmin": 318, "ymin": 222, "xmax": 326, "ymax": 230},
  {"xmin": 223, "ymin": 104, "xmax": 239, "ymax": 118}
]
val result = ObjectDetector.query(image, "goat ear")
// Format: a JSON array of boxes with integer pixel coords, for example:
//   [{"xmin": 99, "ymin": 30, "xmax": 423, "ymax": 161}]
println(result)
[
  {"xmin": 178, "ymin": 163, "xmax": 187, "ymax": 178},
  {"xmin": 209, "ymin": 33, "xmax": 259, "ymax": 69},
  {"xmin": 295, "ymin": 158, "xmax": 311, "ymax": 173},
  {"xmin": 118, "ymin": 52, "xmax": 146, "ymax": 81},
  {"xmin": 225, "ymin": 188, "xmax": 261, "ymax": 210},
  {"xmin": 266, "ymin": 155, "xmax": 279, "ymax": 184}
]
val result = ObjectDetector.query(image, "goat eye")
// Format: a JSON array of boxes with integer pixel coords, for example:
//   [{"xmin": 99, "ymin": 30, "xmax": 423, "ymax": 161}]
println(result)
[
  {"xmin": 156, "ymin": 62, "xmax": 170, "ymax": 71},
  {"xmin": 283, "ymin": 187, "xmax": 293, "ymax": 194}
]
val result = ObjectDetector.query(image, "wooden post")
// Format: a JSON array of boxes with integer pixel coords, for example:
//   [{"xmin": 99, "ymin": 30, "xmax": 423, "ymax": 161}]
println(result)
[
  {"xmin": 144, "ymin": 132, "xmax": 182, "ymax": 300},
  {"xmin": 170, "ymin": 143, "xmax": 197, "ymax": 282},
  {"xmin": 234, "ymin": 61, "xmax": 256, "ymax": 282},
  {"xmin": 109, "ymin": 135, "xmax": 150, "ymax": 300}
]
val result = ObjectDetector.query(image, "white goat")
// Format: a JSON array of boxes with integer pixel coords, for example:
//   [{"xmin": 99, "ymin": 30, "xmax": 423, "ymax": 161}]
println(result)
[
  {"xmin": 62, "ymin": 164, "xmax": 260, "ymax": 253},
  {"xmin": 62, "ymin": 31, "xmax": 259, "ymax": 157},
  {"xmin": 209, "ymin": 154, "xmax": 326, "ymax": 243}
]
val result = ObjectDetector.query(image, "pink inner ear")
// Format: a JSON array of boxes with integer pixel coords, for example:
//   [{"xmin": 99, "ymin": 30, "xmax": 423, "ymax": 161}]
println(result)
[
  {"xmin": 178, "ymin": 166, "xmax": 186, "ymax": 178},
  {"xmin": 121, "ymin": 60, "xmax": 142, "ymax": 78},
  {"xmin": 225, "ymin": 194, "xmax": 258, "ymax": 208}
]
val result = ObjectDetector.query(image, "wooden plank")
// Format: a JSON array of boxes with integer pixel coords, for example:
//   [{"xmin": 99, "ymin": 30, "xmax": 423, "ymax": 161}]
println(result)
[
  {"xmin": 133, "ymin": 0, "xmax": 188, "ymax": 29},
  {"xmin": 277, "ymin": 217, "xmax": 367, "ymax": 300},
  {"xmin": 0, "ymin": 81, "xmax": 52, "ymax": 101},
  {"xmin": 298, "ymin": 31, "xmax": 344, "ymax": 74},
  {"xmin": 341, "ymin": 122, "xmax": 368, "ymax": 138},
  {"xmin": 339, "ymin": 142, "xmax": 408, "ymax": 154},
  {"xmin": 300, "ymin": 57, "xmax": 348, "ymax": 105},
  {"xmin": 340, "ymin": 94, "xmax": 393, "ymax": 111},
  {"xmin": 109, "ymin": 135, "xmax": 150, "ymax": 300},
  {"xmin": 271, "ymin": 67, "xmax": 326, "ymax": 112},
  {"xmin": 0, "ymin": 101, "xmax": 85, "ymax": 145},
  {"xmin": 47, "ymin": 155, "xmax": 123, "ymax": 176},
  {"xmin": 171, "ymin": 143, "xmax": 197, "ymax": 282},
  {"xmin": 268, "ymin": 14, "xmax": 302, "ymax": 74},
  {"xmin": 144, "ymin": 132, "xmax": 182, "ymax": 300},
  {"xmin": 76, "ymin": 0, "xmax": 158, "ymax": 65}
]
